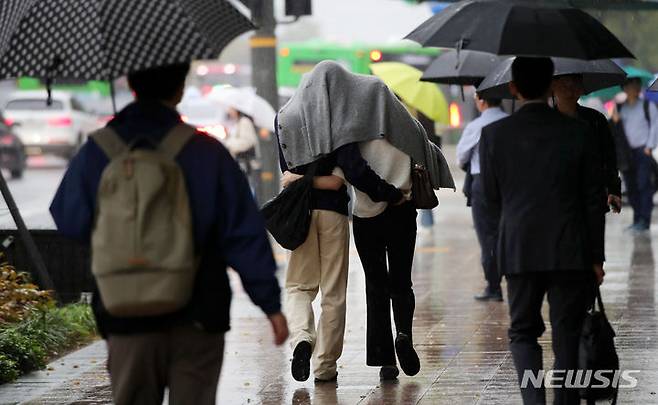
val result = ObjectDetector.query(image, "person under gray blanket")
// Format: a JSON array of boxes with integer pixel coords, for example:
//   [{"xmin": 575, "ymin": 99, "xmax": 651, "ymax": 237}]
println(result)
[
  {"xmin": 276, "ymin": 60, "xmax": 454, "ymax": 192},
  {"xmin": 275, "ymin": 119, "xmax": 405, "ymax": 383}
]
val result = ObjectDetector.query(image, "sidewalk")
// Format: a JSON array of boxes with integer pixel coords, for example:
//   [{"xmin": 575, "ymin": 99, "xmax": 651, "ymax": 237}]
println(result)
[
  {"xmin": 1, "ymin": 146, "xmax": 658, "ymax": 404},
  {"xmin": 0, "ymin": 342, "xmax": 110, "ymax": 404}
]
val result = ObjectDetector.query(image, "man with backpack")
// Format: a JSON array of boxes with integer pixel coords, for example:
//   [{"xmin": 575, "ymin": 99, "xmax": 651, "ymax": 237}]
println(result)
[
  {"xmin": 50, "ymin": 63, "xmax": 288, "ymax": 405},
  {"xmin": 611, "ymin": 77, "xmax": 658, "ymax": 232}
]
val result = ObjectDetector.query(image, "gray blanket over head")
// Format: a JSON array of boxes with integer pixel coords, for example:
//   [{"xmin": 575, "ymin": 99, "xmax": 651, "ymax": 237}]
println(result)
[{"xmin": 277, "ymin": 60, "xmax": 455, "ymax": 190}]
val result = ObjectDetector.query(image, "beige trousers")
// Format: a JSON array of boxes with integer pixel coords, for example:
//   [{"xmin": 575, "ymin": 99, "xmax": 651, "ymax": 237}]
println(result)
[{"xmin": 285, "ymin": 209, "xmax": 350, "ymax": 379}]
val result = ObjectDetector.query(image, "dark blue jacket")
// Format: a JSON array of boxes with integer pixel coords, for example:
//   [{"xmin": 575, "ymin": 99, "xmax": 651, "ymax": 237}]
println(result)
[{"xmin": 50, "ymin": 101, "xmax": 281, "ymax": 337}]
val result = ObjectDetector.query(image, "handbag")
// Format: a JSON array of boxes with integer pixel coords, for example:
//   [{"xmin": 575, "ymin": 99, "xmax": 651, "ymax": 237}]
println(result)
[
  {"xmin": 411, "ymin": 162, "xmax": 439, "ymax": 209},
  {"xmin": 261, "ymin": 163, "xmax": 318, "ymax": 251},
  {"xmin": 579, "ymin": 287, "xmax": 619, "ymax": 405}
]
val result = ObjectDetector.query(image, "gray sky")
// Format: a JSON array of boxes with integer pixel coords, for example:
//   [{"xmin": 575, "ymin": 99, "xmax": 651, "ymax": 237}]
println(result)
[{"xmin": 276, "ymin": 0, "xmax": 433, "ymax": 43}]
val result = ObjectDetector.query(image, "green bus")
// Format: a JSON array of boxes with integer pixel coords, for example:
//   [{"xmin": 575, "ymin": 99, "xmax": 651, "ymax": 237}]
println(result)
[
  {"xmin": 17, "ymin": 77, "xmax": 112, "ymax": 96},
  {"xmin": 276, "ymin": 40, "xmax": 474, "ymax": 137},
  {"xmin": 277, "ymin": 40, "xmax": 440, "ymax": 88}
]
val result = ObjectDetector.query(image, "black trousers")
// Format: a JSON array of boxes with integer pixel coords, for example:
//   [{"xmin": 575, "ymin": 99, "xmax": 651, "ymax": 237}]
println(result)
[
  {"xmin": 353, "ymin": 202, "xmax": 417, "ymax": 366},
  {"xmin": 471, "ymin": 175, "xmax": 501, "ymax": 291},
  {"xmin": 506, "ymin": 271, "xmax": 596, "ymax": 405},
  {"xmin": 622, "ymin": 147, "xmax": 654, "ymax": 226}
]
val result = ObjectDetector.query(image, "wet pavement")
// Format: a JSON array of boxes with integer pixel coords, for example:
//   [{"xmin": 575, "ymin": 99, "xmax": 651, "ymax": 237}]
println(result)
[{"xmin": 1, "ymin": 150, "xmax": 658, "ymax": 404}]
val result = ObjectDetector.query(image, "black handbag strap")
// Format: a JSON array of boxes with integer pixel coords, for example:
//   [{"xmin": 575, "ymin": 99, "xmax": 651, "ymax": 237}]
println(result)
[{"xmin": 594, "ymin": 286, "xmax": 606, "ymax": 315}]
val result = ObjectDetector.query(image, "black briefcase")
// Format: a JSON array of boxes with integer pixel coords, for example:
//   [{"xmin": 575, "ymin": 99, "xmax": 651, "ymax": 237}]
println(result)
[{"xmin": 579, "ymin": 288, "xmax": 619, "ymax": 405}]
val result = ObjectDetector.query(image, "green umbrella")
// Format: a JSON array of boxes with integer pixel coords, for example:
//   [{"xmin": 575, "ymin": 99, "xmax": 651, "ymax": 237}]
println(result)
[
  {"xmin": 584, "ymin": 86, "xmax": 621, "ymax": 102},
  {"xmin": 584, "ymin": 65, "xmax": 654, "ymax": 101},
  {"xmin": 623, "ymin": 66, "xmax": 654, "ymax": 85}
]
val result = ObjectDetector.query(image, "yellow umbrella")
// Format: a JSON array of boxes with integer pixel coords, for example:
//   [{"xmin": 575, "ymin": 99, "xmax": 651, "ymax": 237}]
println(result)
[{"xmin": 370, "ymin": 62, "xmax": 449, "ymax": 125}]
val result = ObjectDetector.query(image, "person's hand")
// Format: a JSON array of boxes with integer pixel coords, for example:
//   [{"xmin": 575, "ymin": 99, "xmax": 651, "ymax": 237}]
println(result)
[
  {"xmin": 608, "ymin": 194, "xmax": 622, "ymax": 213},
  {"xmin": 645, "ymin": 147, "xmax": 653, "ymax": 157},
  {"xmin": 281, "ymin": 171, "xmax": 302, "ymax": 189},
  {"xmin": 593, "ymin": 263, "xmax": 605, "ymax": 286},
  {"xmin": 268, "ymin": 312, "xmax": 289, "ymax": 346},
  {"xmin": 611, "ymin": 107, "xmax": 620, "ymax": 124}
]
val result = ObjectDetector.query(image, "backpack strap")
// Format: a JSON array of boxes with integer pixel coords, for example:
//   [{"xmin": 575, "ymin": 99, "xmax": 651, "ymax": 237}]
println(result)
[
  {"xmin": 90, "ymin": 127, "xmax": 128, "ymax": 160},
  {"xmin": 158, "ymin": 123, "xmax": 196, "ymax": 160},
  {"xmin": 643, "ymin": 99, "xmax": 651, "ymax": 128}
]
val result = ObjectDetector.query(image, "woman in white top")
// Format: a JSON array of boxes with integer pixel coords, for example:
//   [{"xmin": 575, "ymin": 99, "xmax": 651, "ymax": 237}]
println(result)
[
  {"xmin": 224, "ymin": 107, "xmax": 259, "ymax": 186},
  {"xmin": 348, "ymin": 138, "xmax": 421, "ymax": 381},
  {"xmin": 224, "ymin": 107, "xmax": 258, "ymax": 157}
]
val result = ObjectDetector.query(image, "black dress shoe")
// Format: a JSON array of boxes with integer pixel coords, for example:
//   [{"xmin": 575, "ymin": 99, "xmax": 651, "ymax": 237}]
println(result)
[
  {"xmin": 379, "ymin": 365, "xmax": 400, "ymax": 381},
  {"xmin": 314, "ymin": 372, "xmax": 338, "ymax": 383},
  {"xmin": 291, "ymin": 341, "xmax": 312, "ymax": 382},
  {"xmin": 395, "ymin": 333, "xmax": 420, "ymax": 376},
  {"xmin": 474, "ymin": 288, "xmax": 503, "ymax": 302}
]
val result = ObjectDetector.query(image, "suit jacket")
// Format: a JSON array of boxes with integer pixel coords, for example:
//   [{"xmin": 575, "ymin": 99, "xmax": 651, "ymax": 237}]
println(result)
[
  {"xmin": 480, "ymin": 103, "xmax": 605, "ymax": 275},
  {"xmin": 577, "ymin": 105, "xmax": 621, "ymax": 199}
]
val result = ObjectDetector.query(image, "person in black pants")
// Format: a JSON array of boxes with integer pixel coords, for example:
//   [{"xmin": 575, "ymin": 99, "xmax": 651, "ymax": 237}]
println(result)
[
  {"xmin": 611, "ymin": 78, "xmax": 658, "ymax": 232},
  {"xmin": 480, "ymin": 57, "xmax": 605, "ymax": 405},
  {"xmin": 553, "ymin": 74, "xmax": 622, "ymax": 213},
  {"xmin": 347, "ymin": 138, "xmax": 419, "ymax": 381},
  {"xmin": 352, "ymin": 202, "xmax": 417, "ymax": 378},
  {"xmin": 276, "ymin": 119, "xmax": 405, "ymax": 383},
  {"xmin": 456, "ymin": 96, "xmax": 508, "ymax": 301}
]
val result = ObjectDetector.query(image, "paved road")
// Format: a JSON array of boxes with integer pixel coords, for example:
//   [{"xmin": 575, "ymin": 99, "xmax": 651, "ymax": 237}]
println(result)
[
  {"xmin": 0, "ymin": 156, "xmax": 67, "ymax": 230},
  {"xmin": 1, "ymin": 149, "xmax": 658, "ymax": 404}
]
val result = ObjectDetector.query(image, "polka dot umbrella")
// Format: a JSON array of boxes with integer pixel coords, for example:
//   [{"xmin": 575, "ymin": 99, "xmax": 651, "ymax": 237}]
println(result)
[{"xmin": 0, "ymin": 0, "xmax": 253, "ymax": 81}]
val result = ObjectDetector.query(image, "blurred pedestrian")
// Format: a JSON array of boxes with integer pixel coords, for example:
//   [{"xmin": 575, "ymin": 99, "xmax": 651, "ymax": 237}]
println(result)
[
  {"xmin": 50, "ymin": 63, "xmax": 288, "ymax": 405},
  {"xmin": 611, "ymin": 77, "xmax": 658, "ymax": 232},
  {"xmin": 224, "ymin": 107, "xmax": 260, "ymax": 189},
  {"xmin": 276, "ymin": 122, "xmax": 405, "ymax": 383},
  {"xmin": 456, "ymin": 94, "xmax": 507, "ymax": 301},
  {"xmin": 480, "ymin": 57, "xmax": 605, "ymax": 405}
]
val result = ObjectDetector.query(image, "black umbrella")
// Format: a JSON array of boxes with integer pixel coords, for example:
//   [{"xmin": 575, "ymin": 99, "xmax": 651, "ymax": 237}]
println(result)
[
  {"xmin": 405, "ymin": 0, "xmax": 634, "ymax": 60},
  {"xmin": 477, "ymin": 57, "xmax": 627, "ymax": 99},
  {"xmin": 421, "ymin": 50, "xmax": 502, "ymax": 86},
  {"xmin": 415, "ymin": 0, "xmax": 658, "ymax": 10},
  {"xmin": 0, "ymin": 0, "xmax": 253, "ymax": 293},
  {"xmin": 0, "ymin": 0, "xmax": 253, "ymax": 81}
]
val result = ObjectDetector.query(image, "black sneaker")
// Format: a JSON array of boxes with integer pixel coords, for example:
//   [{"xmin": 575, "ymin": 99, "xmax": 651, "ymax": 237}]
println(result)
[
  {"xmin": 314, "ymin": 372, "xmax": 338, "ymax": 383},
  {"xmin": 291, "ymin": 341, "xmax": 312, "ymax": 382},
  {"xmin": 474, "ymin": 288, "xmax": 503, "ymax": 302},
  {"xmin": 379, "ymin": 365, "xmax": 400, "ymax": 381},
  {"xmin": 395, "ymin": 333, "xmax": 420, "ymax": 376}
]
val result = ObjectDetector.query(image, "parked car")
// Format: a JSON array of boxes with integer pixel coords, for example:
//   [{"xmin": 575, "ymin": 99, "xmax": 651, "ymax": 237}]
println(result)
[
  {"xmin": 3, "ymin": 91, "xmax": 99, "ymax": 159},
  {"xmin": 0, "ymin": 113, "xmax": 26, "ymax": 179},
  {"xmin": 178, "ymin": 87, "xmax": 228, "ymax": 140}
]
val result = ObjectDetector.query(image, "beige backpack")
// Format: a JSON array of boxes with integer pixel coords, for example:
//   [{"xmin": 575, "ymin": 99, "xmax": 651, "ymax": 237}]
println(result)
[{"xmin": 90, "ymin": 124, "xmax": 196, "ymax": 317}]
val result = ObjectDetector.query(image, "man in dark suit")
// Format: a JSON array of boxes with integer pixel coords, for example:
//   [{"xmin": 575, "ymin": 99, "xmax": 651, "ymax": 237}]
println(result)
[{"xmin": 479, "ymin": 57, "xmax": 605, "ymax": 405}]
